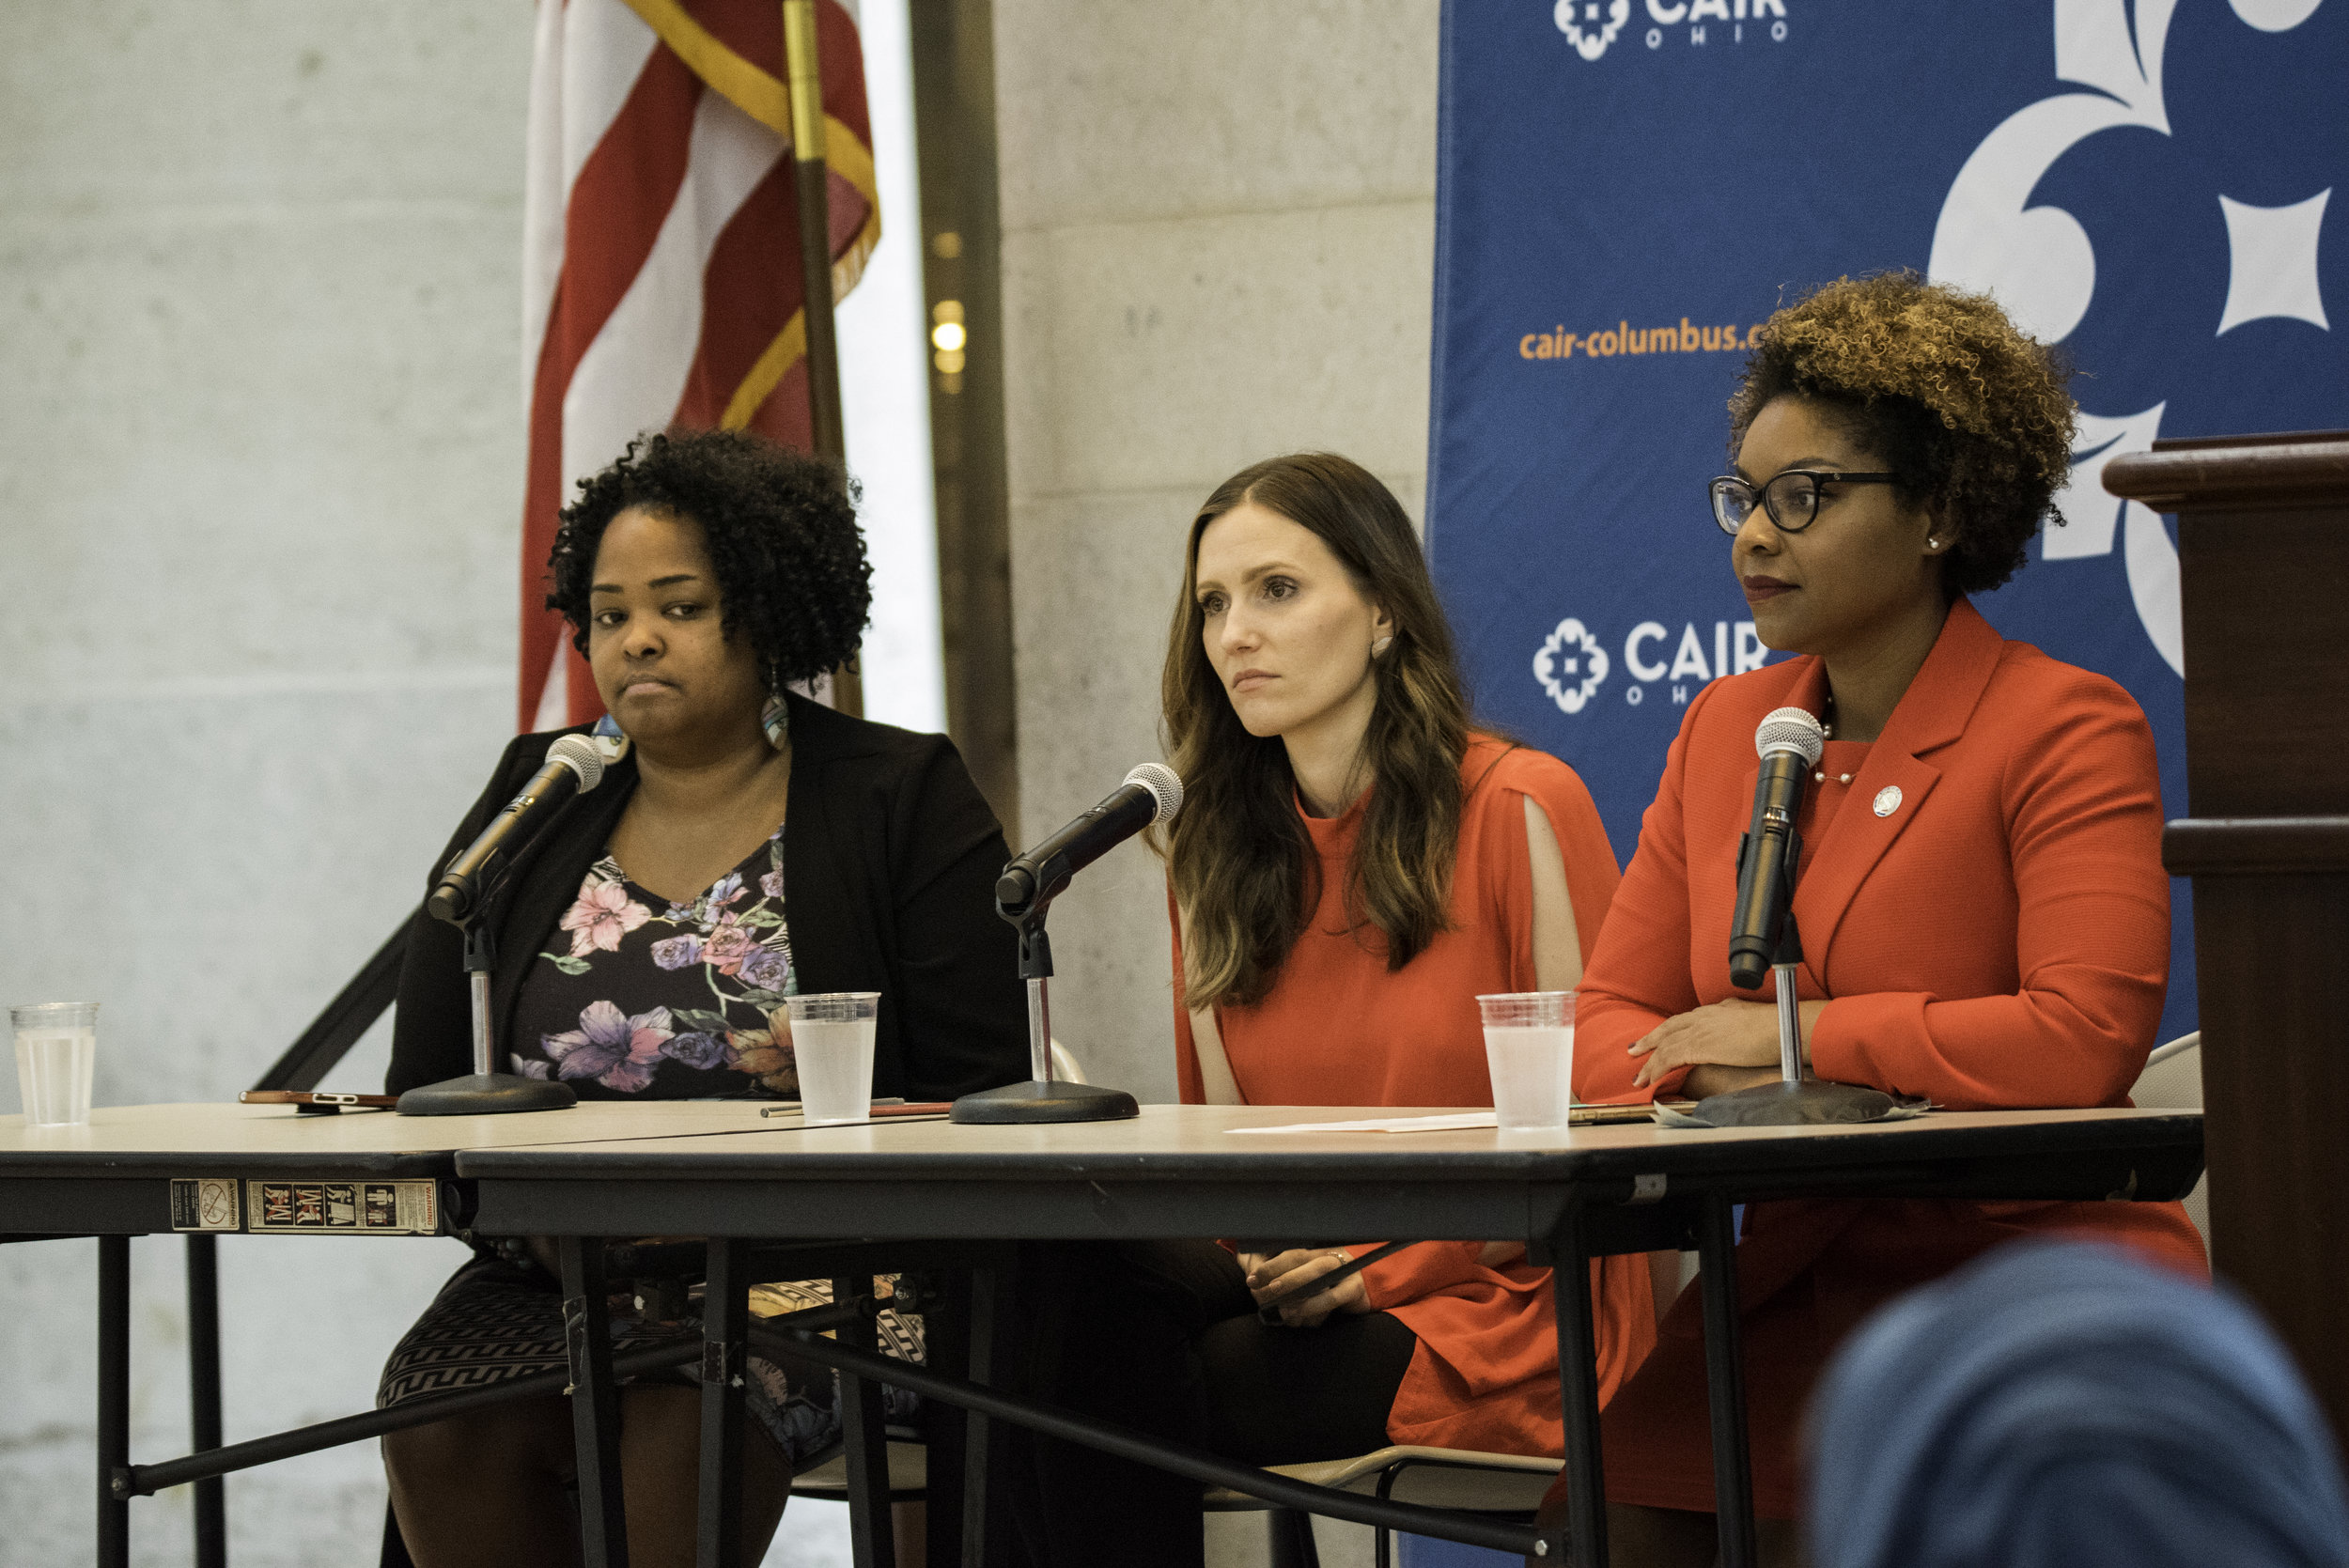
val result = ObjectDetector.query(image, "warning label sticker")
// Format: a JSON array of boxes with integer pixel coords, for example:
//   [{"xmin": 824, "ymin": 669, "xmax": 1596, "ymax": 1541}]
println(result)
[
  {"xmin": 241, "ymin": 1179, "xmax": 439, "ymax": 1235},
  {"xmin": 168, "ymin": 1178, "xmax": 241, "ymax": 1233}
]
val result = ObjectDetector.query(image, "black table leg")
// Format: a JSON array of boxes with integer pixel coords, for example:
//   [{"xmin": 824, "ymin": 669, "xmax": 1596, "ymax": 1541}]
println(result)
[
  {"xmin": 1269, "ymin": 1508, "xmax": 1323, "ymax": 1567},
  {"xmin": 697, "ymin": 1239, "xmax": 749, "ymax": 1568},
  {"xmin": 560, "ymin": 1235, "xmax": 630, "ymax": 1568},
  {"xmin": 186, "ymin": 1233, "xmax": 226, "ymax": 1568},
  {"xmin": 1695, "ymin": 1196, "xmax": 1755, "ymax": 1568},
  {"xmin": 960, "ymin": 1259, "xmax": 1013, "ymax": 1568},
  {"xmin": 1548, "ymin": 1197, "xmax": 1606, "ymax": 1567},
  {"xmin": 98, "ymin": 1234, "xmax": 131, "ymax": 1568},
  {"xmin": 834, "ymin": 1275, "xmax": 896, "ymax": 1568},
  {"xmin": 917, "ymin": 1271, "xmax": 968, "ymax": 1568}
]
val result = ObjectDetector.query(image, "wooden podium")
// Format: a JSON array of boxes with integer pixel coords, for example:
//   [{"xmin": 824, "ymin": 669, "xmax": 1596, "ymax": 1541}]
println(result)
[{"xmin": 2107, "ymin": 431, "xmax": 2349, "ymax": 1441}]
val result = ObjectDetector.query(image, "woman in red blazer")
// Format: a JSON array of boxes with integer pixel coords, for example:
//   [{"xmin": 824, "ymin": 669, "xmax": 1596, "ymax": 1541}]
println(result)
[{"xmin": 1553, "ymin": 274, "xmax": 2208, "ymax": 1566}]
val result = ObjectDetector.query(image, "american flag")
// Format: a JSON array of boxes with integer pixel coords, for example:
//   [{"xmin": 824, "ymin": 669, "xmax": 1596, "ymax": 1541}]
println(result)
[{"xmin": 519, "ymin": 0, "xmax": 877, "ymax": 731}]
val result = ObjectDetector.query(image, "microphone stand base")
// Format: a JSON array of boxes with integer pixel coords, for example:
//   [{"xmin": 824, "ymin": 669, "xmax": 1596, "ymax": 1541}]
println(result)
[
  {"xmin": 948, "ymin": 1080, "xmax": 1141, "ymax": 1125},
  {"xmin": 1686, "ymin": 1078, "xmax": 1913, "ymax": 1127},
  {"xmin": 397, "ymin": 1073, "xmax": 579, "ymax": 1117}
]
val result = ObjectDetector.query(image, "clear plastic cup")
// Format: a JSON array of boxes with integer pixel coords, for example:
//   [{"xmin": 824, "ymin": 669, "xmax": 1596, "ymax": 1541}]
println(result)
[
  {"xmin": 1477, "ymin": 991, "xmax": 1576, "ymax": 1132},
  {"xmin": 13, "ymin": 1002, "xmax": 99, "ymax": 1126},
  {"xmin": 785, "ymin": 992, "xmax": 880, "ymax": 1125}
]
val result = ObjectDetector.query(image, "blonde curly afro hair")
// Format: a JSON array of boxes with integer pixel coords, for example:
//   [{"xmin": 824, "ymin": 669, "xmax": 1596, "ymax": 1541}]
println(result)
[{"xmin": 1728, "ymin": 272, "xmax": 2077, "ymax": 597}]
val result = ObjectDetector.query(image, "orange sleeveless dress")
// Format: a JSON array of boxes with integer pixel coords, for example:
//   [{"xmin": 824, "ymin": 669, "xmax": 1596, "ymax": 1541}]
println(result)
[{"xmin": 1171, "ymin": 737, "xmax": 1657, "ymax": 1457}]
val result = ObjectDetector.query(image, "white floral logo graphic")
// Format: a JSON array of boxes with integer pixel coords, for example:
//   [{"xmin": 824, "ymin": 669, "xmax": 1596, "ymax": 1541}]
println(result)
[
  {"xmin": 1554, "ymin": 0, "xmax": 1631, "ymax": 60},
  {"xmin": 1929, "ymin": 0, "xmax": 2332, "ymax": 679},
  {"xmin": 1534, "ymin": 618, "xmax": 1610, "ymax": 713}
]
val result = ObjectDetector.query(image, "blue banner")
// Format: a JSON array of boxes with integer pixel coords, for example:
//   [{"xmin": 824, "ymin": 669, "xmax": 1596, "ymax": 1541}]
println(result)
[{"xmin": 1427, "ymin": 0, "xmax": 2348, "ymax": 1048}]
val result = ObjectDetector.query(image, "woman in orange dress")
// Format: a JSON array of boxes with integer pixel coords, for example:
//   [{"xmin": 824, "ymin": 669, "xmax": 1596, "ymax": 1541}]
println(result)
[
  {"xmin": 1005, "ymin": 454, "xmax": 1653, "ymax": 1568},
  {"xmin": 1550, "ymin": 274, "xmax": 2208, "ymax": 1566}
]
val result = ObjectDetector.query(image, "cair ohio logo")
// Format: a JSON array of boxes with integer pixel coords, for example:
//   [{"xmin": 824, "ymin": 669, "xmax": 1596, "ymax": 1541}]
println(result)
[
  {"xmin": 1535, "ymin": 615, "xmax": 1768, "ymax": 714},
  {"xmin": 1555, "ymin": 0, "xmax": 1790, "ymax": 59}
]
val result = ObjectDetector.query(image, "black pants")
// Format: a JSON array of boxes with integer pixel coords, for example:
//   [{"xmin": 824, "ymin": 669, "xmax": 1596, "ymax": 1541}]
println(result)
[{"xmin": 1002, "ymin": 1239, "xmax": 1419, "ymax": 1568}]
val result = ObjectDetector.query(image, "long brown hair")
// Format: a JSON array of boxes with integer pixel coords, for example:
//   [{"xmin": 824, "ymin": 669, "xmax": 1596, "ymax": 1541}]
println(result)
[{"xmin": 1160, "ymin": 453, "xmax": 1470, "ymax": 1011}]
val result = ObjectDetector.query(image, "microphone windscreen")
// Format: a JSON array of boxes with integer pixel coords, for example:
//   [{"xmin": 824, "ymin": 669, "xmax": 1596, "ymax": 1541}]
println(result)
[
  {"xmin": 1124, "ymin": 762, "xmax": 1184, "ymax": 824},
  {"xmin": 546, "ymin": 733, "xmax": 608, "ymax": 792},
  {"xmin": 1755, "ymin": 706, "xmax": 1827, "ymax": 767}
]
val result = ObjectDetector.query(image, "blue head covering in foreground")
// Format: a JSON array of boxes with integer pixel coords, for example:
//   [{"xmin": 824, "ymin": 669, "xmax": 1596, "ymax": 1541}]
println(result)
[{"xmin": 1808, "ymin": 1240, "xmax": 2349, "ymax": 1568}]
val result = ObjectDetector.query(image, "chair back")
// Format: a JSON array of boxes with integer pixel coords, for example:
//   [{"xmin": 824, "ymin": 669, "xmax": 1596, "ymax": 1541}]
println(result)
[{"xmin": 2131, "ymin": 1032, "xmax": 2209, "ymax": 1248}]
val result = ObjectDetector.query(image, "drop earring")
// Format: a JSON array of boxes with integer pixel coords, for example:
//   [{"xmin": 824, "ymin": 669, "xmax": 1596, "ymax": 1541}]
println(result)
[
  {"xmin": 760, "ymin": 693, "xmax": 790, "ymax": 750},
  {"xmin": 1371, "ymin": 635, "xmax": 1393, "ymax": 657},
  {"xmin": 590, "ymin": 711, "xmax": 631, "ymax": 763}
]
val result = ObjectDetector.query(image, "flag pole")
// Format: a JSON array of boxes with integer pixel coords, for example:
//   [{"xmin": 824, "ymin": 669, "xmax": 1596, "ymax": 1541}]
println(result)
[{"xmin": 784, "ymin": 0, "xmax": 863, "ymax": 715}]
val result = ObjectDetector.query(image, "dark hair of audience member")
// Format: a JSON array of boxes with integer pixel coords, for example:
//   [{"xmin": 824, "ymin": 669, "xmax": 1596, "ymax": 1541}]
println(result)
[{"xmin": 1808, "ymin": 1240, "xmax": 2349, "ymax": 1568}]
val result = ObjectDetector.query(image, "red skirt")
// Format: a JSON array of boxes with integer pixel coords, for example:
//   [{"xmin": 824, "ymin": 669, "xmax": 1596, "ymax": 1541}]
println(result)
[{"xmin": 1562, "ymin": 1195, "xmax": 2208, "ymax": 1520}]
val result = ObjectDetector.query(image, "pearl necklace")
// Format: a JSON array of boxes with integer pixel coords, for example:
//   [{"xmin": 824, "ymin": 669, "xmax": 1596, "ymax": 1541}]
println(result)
[{"xmin": 1816, "ymin": 698, "xmax": 1851, "ymax": 785}]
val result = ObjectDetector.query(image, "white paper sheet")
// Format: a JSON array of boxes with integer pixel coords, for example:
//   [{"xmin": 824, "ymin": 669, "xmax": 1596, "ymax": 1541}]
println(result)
[{"xmin": 1227, "ymin": 1111, "xmax": 1501, "ymax": 1135}]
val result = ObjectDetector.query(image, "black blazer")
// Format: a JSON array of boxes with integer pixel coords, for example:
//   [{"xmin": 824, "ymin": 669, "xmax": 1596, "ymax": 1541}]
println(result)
[{"xmin": 387, "ymin": 692, "xmax": 1028, "ymax": 1102}]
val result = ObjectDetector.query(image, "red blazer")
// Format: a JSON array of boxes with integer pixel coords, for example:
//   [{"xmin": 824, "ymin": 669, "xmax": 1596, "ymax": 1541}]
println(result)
[
  {"xmin": 1568, "ymin": 598, "xmax": 2206, "ymax": 1518},
  {"xmin": 1579, "ymin": 598, "xmax": 2178, "ymax": 1111}
]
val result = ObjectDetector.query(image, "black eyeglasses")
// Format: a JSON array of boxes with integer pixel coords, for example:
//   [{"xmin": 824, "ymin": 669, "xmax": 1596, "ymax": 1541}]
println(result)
[{"xmin": 1710, "ymin": 471, "xmax": 1898, "ymax": 536}]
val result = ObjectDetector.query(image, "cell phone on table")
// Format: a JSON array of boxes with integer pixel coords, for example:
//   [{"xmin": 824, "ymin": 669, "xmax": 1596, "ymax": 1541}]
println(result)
[{"xmin": 239, "ymin": 1090, "xmax": 398, "ymax": 1114}]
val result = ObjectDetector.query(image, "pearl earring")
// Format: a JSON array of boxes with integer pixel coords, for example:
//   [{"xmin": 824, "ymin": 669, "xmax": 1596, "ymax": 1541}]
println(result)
[{"xmin": 1371, "ymin": 635, "xmax": 1393, "ymax": 657}]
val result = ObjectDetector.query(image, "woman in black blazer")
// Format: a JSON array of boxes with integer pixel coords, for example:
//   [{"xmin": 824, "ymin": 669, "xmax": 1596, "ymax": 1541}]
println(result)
[
  {"xmin": 379, "ymin": 428, "xmax": 1025, "ymax": 1568},
  {"xmin": 386, "ymin": 692, "xmax": 1025, "ymax": 1106}
]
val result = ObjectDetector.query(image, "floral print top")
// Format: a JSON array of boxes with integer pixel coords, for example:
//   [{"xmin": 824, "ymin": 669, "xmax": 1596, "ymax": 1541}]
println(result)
[{"xmin": 507, "ymin": 827, "xmax": 800, "ymax": 1098}]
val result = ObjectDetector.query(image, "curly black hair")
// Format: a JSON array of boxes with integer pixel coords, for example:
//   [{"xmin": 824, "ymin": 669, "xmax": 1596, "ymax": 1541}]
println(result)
[
  {"xmin": 546, "ymin": 427, "xmax": 871, "ymax": 692},
  {"xmin": 1728, "ymin": 272, "xmax": 2077, "ymax": 597}
]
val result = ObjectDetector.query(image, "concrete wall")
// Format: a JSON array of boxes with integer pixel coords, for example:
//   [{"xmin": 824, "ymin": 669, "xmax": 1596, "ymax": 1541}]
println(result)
[
  {"xmin": 993, "ymin": 0, "xmax": 1442, "ymax": 1102},
  {"xmin": 0, "ymin": 5, "xmax": 533, "ymax": 1560}
]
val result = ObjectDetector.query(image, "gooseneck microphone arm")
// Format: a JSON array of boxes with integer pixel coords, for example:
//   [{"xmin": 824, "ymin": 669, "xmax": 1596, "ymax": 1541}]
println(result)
[
  {"xmin": 428, "ymin": 734, "xmax": 609, "ymax": 925},
  {"xmin": 1684, "ymin": 706, "xmax": 1909, "ymax": 1127},
  {"xmin": 1769, "ymin": 910, "xmax": 1806, "ymax": 1081},
  {"xmin": 1728, "ymin": 709, "xmax": 1826, "ymax": 992},
  {"xmin": 1729, "ymin": 707, "xmax": 1826, "ymax": 1088},
  {"xmin": 463, "ymin": 920, "xmax": 499, "ymax": 1079},
  {"xmin": 397, "ymin": 732, "xmax": 615, "ymax": 1117},
  {"xmin": 951, "ymin": 764, "xmax": 1182, "ymax": 1126},
  {"xmin": 1014, "ymin": 924, "xmax": 1054, "ymax": 1082},
  {"xmin": 993, "ymin": 765, "xmax": 1183, "ymax": 924}
]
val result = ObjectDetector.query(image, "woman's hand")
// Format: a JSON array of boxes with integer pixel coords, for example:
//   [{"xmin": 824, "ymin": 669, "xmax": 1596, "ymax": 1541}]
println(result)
[
  {"xmin": 1628, "ymin": 998, "xmax": 1828, "ymax": 1089},
  {"xmin": 1238, "ymin": 1248, "xmax": 1375, "ymax": 1328}
]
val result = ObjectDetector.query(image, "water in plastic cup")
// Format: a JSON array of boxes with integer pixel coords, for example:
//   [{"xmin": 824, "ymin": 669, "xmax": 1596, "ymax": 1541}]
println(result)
[
  {"xmin": 13, "ymin": 1002, "xmax": 99, "ymax": 1126},
  {"xmin": 1477, "ymin": 992, "xmax": 1575, "ymax": 1132},
  {"xmin": 786, "ymin": 992, "xmax": 879, "ymax": 1125}
]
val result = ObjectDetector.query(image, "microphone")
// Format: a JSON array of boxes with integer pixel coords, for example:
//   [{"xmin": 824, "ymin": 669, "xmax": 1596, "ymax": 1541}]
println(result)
[
  {"xmin": 428, "ymin": 734, "xmax": 611, "ymax": 924},
  {"xmin": 1727, "ymin": 706, "xmax": 1826, "ymax": 990},
  {"xmin": 995, "ymin": 763, "xmax": 1184, "ymax": 922}
]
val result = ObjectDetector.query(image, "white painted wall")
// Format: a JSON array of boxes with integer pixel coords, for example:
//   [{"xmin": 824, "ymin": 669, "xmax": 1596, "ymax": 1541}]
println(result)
[
  {"xmin": 0, "ymin": 2, "xmax": 941, "ymax": 1561},
  {"xmin": 993, "ymin": 0, "xmax": 1443, "ymax": 1113},
  {"xmin": 0, "ymin": 5, "xmax": 531, "ymax": 1560}
]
